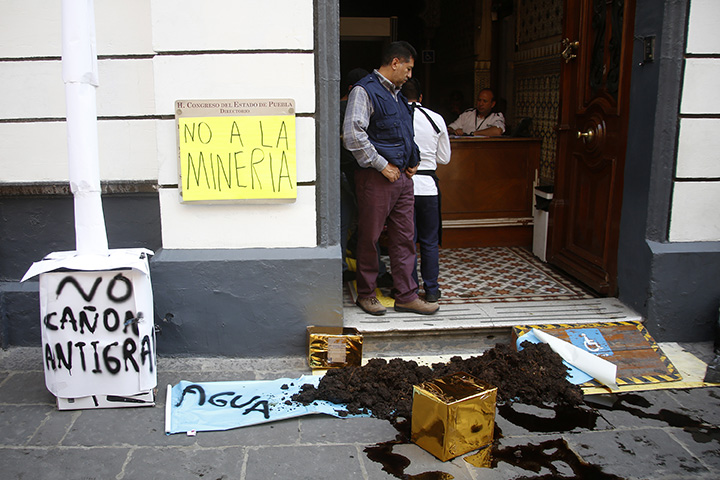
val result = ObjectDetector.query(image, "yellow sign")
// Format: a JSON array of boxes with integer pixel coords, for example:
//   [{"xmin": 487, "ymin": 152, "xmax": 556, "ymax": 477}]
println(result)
[{"xmin": 175, "ymin": 99, "xmax": 296, "ymax": 202}]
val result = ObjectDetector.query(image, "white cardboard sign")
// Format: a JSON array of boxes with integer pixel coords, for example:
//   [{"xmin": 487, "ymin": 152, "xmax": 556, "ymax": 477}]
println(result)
[{"xmin": 39, "ymin": 268, "xmax": 157, "ymax": 398}]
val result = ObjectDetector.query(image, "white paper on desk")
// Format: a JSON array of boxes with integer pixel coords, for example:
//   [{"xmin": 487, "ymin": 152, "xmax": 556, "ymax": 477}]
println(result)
[{"xmin": 532, "ymin": 328, "xmax": 618, "ymax": 389}]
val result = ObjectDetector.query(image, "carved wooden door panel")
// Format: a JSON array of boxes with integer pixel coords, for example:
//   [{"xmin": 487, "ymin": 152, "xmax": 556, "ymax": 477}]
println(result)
[{"xmin": 549, "ymin": 0, "xmax": 636, "ymax": 296}]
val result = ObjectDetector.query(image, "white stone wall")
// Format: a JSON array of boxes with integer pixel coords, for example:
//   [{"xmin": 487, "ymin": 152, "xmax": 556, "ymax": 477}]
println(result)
[
  {"xmin": 671, "ymin": 0, "xmax": 720, "ymax": 242},
  {"xmin": 0, "ymin": 0, "xmax": 318, "ymax": 249}
]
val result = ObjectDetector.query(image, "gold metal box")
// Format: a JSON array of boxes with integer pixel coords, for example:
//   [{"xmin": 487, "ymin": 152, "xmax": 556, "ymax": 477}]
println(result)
[
  {"xmin": 411, "ymin": 372, "xmax": 497, "ymax": 462},
  {"xmin": 307, "ymin": 326, "xmax": 362, "ymax": 370}
]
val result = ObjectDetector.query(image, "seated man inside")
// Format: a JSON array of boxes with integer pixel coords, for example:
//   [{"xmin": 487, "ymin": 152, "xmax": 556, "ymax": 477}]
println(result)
[{"xmin": 447, "ymin": 88, "xmax": 505, "ymax": 137}]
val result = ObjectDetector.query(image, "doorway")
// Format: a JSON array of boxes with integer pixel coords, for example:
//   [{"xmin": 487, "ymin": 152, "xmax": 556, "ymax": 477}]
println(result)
[{"xmin": 339, "ymin": 0, "xmax": 634, "ymax": 299}]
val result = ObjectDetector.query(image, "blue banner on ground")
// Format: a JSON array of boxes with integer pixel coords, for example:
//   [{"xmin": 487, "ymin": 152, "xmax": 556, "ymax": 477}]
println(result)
[{"xmin": 166, "ymin": 375, "xmax": 367, "ymax": 435}]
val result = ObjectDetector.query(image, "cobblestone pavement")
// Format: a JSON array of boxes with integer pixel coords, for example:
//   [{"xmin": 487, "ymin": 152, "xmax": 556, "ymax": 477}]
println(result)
[{"xmin": 1, "ymin": 345, "xmax": 719, "ymax": 480}]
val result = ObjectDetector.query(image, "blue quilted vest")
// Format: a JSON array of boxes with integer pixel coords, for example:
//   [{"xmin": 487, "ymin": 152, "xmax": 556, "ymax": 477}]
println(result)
[{"xmin": 355, "ymin": 73, "xmax": 419, "ymax": 170}]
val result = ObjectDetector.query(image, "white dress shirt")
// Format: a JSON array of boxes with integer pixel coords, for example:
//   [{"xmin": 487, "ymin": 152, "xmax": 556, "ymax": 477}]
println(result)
[
  {"xmin": 410, "ymin": 102, "xmax": 451, "ymax": 196},
  {"xmin": 448, "ymin": 109, "xmax": 505, "ymax": 134}
]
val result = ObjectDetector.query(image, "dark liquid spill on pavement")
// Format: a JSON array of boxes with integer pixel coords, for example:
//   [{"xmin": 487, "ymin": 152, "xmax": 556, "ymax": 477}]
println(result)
[
  {"xmin": 497, "ymin": 403, "xmax": 600, "ymax": 432},
  {"xmin": 364, "ymin": 437, "xmax": 454, "ymax": 480},
  {"xmin": 490, "ymin": 438, "xmax": 624, "ymax": 480},
  {"xmin": 366, "ymin": 392, "xmax": 720, "ymax": 479},
  {"xmin": 294, "ymin": 345, "xmax": 717, "ymax": 478},
  {"xmin": 364, "ymin": 437, "xmax": 409, "ymax": 479},
  {"xmin": 591, "ymin": 392, "xmax": 720, "ymax": 444},
  {"xmin": 364, "ymin": 406, "xmax": 623, "ymax": 479}
]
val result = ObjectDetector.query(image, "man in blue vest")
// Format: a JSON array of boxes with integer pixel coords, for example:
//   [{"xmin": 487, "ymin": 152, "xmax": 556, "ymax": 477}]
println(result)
[{"xmin": 343, "ymin": 41, "xmax": 439, "ymax": 316}]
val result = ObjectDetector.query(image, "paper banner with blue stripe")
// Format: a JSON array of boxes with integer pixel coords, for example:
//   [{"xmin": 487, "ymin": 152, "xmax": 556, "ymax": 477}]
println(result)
[{"xmin": 165, "ymin": 375, "xmax": 367, "ymax": 435}]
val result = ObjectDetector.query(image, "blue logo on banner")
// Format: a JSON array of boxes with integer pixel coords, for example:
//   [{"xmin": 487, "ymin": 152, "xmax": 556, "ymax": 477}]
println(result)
[{"xmin": 566, "ymin": 328, "xmax": 613, "ymax": 357}]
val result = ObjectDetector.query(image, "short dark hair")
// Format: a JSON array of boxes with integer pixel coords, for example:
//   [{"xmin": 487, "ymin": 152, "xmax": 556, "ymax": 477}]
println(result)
[
  {"xmin": 380, "ymin": 41, "xmax": 417, "ymax": 66},
  {"xmin": 401, "ymin": 77, "xmax": 421, "ymax": 101},
  {"xmin": 342, "ymin": 68, "xmax": 369, "ymax": 93}
]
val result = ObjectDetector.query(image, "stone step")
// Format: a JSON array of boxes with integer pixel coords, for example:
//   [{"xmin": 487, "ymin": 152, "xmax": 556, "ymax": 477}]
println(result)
[{"xmin": 344, "ymin": 297, "xmax": 642, "ymax": 359}]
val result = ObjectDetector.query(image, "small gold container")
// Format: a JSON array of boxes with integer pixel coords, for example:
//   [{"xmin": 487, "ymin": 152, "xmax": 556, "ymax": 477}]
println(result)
[
  {"xmin": 411, "ymin": 372, "xmax": 497, "ymax": 462},
  {"xmin": 307, "ymin": 326, "xmax": 362, "ymax": 370}
]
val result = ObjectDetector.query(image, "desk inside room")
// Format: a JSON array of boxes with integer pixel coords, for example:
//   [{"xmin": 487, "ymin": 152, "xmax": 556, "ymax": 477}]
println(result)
[{"xmin": 437, "ymin": 137, "xmax": 541, "ymax": 248}]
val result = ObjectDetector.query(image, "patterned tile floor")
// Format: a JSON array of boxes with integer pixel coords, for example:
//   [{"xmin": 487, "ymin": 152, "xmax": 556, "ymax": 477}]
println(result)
[
  {"xmin": 344, "ymin": 246, "xmax": 595, "ymax": 306},
  {"xmin": 434, "ymin": 246, "xmax": 595, "ymax": 304}
]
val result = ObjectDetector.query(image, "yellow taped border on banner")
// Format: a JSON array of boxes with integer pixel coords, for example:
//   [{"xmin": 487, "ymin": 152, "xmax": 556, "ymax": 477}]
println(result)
[
  {"xmin": 582, "ymin": 342, "xmax": 720, "ymax": 394},
  {"xmin": 513, "ymin": 321, "xmax": 682, "ymax": 390}
]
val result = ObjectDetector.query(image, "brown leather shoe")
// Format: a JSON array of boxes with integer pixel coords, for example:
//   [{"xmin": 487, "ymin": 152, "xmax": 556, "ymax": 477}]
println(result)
[
  {"xmin": 394, "ymin": 297, "xmax": 439, "ymax": 315},
  {"xmin": 356, "ymin": 297, "xmax": 387, "ymax": 316}
]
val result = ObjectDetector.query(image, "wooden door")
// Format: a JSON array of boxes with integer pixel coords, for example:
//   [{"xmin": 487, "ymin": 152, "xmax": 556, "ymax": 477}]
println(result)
[{"xmin": 549, "ymin": 0, "xmax": 636, "ymax": 296}]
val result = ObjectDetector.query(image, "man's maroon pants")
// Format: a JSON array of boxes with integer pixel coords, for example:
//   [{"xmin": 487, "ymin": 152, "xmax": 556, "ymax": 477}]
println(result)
[{"xmin": 354, "ymin": 167, "xmax": 418, "ymax": 304}]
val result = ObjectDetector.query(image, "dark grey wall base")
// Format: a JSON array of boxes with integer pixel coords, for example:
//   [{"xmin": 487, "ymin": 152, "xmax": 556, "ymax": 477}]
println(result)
[
  {"xmin": 0, "ymin": 194, "xmax": 162, "ymax": 281},
  {"xmin": 150, "ymin": 247, "xmax": 343, "ymax": 357},
  {"xmin": 1, "ymin": 246, "xmax": 343, "ymax": 357},
  {"xmin": 642, "ymin": 241, "xmax": 720, "ymax": 342},
  {"xmin": 0, "ymin": 281, "xmax": 42, "ymax": 348},
  {"xmin": 1, "ymin": 193, "xmax": 163, "ymax": 349}
]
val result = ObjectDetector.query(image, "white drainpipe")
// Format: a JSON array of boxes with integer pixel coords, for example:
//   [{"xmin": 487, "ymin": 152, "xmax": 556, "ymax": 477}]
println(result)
[{"xmin": 62, "ymin": 0, "xmax": 108, "ymax": 254}]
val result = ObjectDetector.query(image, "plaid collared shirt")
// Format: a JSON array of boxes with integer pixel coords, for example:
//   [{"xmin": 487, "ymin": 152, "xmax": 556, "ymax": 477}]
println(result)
[{"xmin": 342, "ymin": 70, "xmax": 401, "ymax": 171}]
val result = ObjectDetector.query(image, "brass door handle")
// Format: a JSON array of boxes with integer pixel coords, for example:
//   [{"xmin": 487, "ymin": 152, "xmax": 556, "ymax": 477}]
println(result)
[
  {"xmin": 562, "ymin": 38, "xmax": 579, "ymax": 63},
  {"xmin": 576, "ymin": 129, "xmax": 595, "ymax": 141}
]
